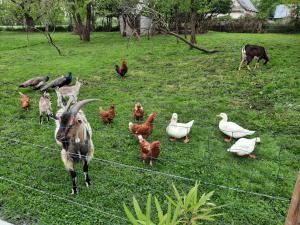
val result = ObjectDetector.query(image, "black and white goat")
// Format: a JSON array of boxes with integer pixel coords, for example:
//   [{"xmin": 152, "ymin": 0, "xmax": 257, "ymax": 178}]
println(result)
[
  {"xmin": 55, "ymin": 98, "xmax": 97, "ymax": 194},
  {"xmin": 39, "ymin": 92, "xmax": 54, "ymax": 124},
  {"xmin": 239, "ymin": 44, "xmax": 269, "ymax": 71}
]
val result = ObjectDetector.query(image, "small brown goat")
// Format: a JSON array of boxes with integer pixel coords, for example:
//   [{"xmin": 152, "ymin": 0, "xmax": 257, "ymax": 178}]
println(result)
[
  {"xmin": 239, "ymin": 44, "xmax": 269, "ymax": 71},
  {"xmin": 39, "ymin": 92, "xmax": 54, "ymax": 124}
]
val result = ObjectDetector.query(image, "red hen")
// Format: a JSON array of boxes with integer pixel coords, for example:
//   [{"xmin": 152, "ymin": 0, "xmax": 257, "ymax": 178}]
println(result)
[{"xmin": 138, "ymin": 135, "xmax": 160, "ymax": 166}]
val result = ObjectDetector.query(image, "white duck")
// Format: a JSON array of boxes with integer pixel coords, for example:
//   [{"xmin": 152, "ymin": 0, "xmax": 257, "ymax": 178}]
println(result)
[
  {"xmin": 166, "ymin": 113, "xmax": 194, "ymax": 143},
  {"xmin": 227, "ymin": 137, "xmax": 260, "ymax": 159},
  {"xmin": 218, "ymin": 113, "xmax": 255, "ymax": 142}
]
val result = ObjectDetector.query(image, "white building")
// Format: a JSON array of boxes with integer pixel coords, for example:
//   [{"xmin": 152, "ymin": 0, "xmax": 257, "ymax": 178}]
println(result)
[
  {"xmin": 119, "ymin": 15, "xmax": 152, "ymax": 36},
  {"xmin": 229, "ymin": 0, "xmax": 258, "ymax": 18},
  {"xmin": 274, "ymin": 4, "xmax": 293, "ymax": 20}
]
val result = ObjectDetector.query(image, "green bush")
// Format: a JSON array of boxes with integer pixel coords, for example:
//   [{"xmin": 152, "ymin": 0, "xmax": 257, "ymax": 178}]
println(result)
[
  {"xmin": 0, "ymin": 25, "xmax": 25, "ymax": 32},
  {"xmin": 0, "ymin": 25, "xmax": 119, "ymax": 32},
  {"xmin": 265, "ymin": 22, "xmax": 300, "ymax": 33},
  {"xmin": 94, "ymin": 25, "xmax": 120, "ymax": 32},
  {"xmin": 123, "ymin": 183, "xmax": 222, "ymax": 225}
]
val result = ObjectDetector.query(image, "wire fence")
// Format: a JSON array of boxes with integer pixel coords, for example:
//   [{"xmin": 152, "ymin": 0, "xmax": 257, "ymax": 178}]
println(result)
[
  {"xmin": 0, "ymin": 133, "xmax": 293, "ymax": 224},
  {"xmin": 0, "ymin": 82, "xmax": 298, "ymax": 224},
  {"xmin": 1, "ymin": 136, "xmax": 295, "ymax": 201}
]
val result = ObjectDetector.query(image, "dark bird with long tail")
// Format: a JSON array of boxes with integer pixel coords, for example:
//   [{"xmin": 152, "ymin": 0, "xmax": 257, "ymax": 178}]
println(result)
[
  {"xmin": 19, "ymin": 75, "xmax": 49, "ymax": 90},
  {"xmin": 41, "ymin": 72, "xmax": 72, "ymax": 91}
]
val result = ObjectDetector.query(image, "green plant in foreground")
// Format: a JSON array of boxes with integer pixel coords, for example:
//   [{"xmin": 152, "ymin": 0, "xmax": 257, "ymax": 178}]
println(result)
[{"xmin": 123, "ymin": 182, "xmax": 222, "ymax": 225}]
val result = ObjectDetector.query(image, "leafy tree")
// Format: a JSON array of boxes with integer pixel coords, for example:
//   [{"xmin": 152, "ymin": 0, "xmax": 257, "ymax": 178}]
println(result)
[
  {"xmin": 256, "ymin": 0, "xmax": 280, "ymax": 18},
  {"xmin": 147, "ymin": 0, "xmax": 231, "ymax": 46},
  {"xmin": 95, "ymin": 0, "xmax": 120, "ymax": 31},
  {"xmin": 256, "ymin": 0, "xmax": 300, "ymax": 19},
  {"xmin": 64, "ymin": 0, "xmax": 93, "ymax": 41}
]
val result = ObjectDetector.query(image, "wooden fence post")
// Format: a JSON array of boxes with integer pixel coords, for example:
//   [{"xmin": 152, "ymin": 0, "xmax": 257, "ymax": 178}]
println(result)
[{"xmin": 285, "ymin": 172, "xmax": 300, "ymax": 225}]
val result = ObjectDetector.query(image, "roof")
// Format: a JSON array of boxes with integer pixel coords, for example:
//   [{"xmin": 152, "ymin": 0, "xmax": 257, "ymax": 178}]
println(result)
[
  {"xmin": 237, "ymin": 0, "xmax": 258, "ymax": 12},
  {"xmin": 274, "ymin": 4, "xmax": 291, "ymax": 19}
]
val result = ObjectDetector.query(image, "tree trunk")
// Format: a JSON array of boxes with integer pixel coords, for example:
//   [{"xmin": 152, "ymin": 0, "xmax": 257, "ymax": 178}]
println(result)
[
  {"xmin": 190, "ymin": 0, "xmax": 197, "ymax": 47},
  {"xmin": 24, "ymin": 13, "xmax": 34, "ymax": 32},
  {"xmin": 285, "ymin": 172, "xmax": 300, "ymax": 225},
  {"xmin": 184, "ymin": 17, "xmax": 188, "ymax": 39},
  {"xmin": 75, "ymin": 13, "xmax": 84, "ymax": 40},
  {"xmin": 122, "ymin": 15, "xmax": 127, "ymax": 37},
  {"xmin": 91, "ymin": 10, "xmax": 96, "ymax": 31},
  {"xmin": 107, "ymin": 17, "xmax": 112, "ymax": 32},
  {"xmin": 174, "ymin": 6, "xmax": 179, "ymax": 44},
  {"xmin": 82, "ymin": 2, "xmax": 92, "ymax": 42}
]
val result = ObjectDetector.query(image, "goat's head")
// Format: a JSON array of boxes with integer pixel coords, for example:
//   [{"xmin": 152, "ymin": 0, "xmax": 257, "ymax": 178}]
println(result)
[
  {"xmin": 76, "ymin": 78, "xmax": 83, "ymax": 87},
  {"xmin": 43, "ymin": 91, "xmax": 50, "ymax": 99},
  {"xmin": 264, "ymin": 55, "xmax": 269, "ymax": 65},
  {"xmin": 56, "ymin": 99, "xmax": 97, "ymax": 142}
]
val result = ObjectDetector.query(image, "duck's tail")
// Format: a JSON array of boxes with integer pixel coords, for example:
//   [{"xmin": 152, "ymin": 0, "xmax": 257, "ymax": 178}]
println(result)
[
  {"xmin": 128, "ymin": 122, "xmax": 133, "ymax": 131},
  {"xmin": 247, "ymin": 130, "xmax": 255, "ymax": 135},
  {"xmin": 186, "ymin": 120, "xmax": 194, "ymax": 128}
]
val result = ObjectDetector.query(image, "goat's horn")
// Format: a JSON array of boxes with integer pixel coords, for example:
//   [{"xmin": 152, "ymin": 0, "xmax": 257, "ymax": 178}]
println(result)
[
  {"xmin": 69, "ymin": 99, "xmax": 98, "ymax": 115},
  {"xmin": 65, "ymin": 96, "xmax": 73, "ymax": 110}
]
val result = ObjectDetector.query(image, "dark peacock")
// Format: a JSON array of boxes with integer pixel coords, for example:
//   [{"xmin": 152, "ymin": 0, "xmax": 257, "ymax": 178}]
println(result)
[
  {"xmin": 19, "ymin": 75, "xmax": 49, "ymax": 90},
  {"xmin": 41, "ymin": 72, "xmax": 73, "ymax": 91}
]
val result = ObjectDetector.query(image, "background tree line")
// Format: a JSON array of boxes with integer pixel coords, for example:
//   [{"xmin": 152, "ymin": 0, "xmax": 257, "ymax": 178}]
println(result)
[{"xmin": 0, "ymin": 0, "xmax": 299, "ymax": 43}]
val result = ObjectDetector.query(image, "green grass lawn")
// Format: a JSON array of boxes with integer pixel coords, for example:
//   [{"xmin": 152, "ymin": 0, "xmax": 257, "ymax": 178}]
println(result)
[{"xmin": 0, "ymin": 31, "xmax": 299, "ymax": 225}]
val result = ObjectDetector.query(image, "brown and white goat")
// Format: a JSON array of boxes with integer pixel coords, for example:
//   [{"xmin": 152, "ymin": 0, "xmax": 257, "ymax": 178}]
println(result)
[
  {"xmin": 239, "ymin": 44, "xmax": 269, "ymax": 71},
  {"xmin": 39, "ymin": 92, "xmax": 54, "ymax": 124},
  {"xmin": 55, "ymin": 99, "xmax": 97, "ymax": 194}
]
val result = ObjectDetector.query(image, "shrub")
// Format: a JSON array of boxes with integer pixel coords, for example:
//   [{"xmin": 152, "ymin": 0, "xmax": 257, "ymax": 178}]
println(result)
[
  {"xmin": 265, "ymin": 22, "xmax": 300, "ymax": 33},
  {"xmin": 123, "ymin": 182, "xmax": 222, "ymax": 225}
]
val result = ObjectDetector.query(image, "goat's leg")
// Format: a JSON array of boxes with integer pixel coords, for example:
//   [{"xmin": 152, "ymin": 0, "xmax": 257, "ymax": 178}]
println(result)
[
  {"xmin": 246, "ymin": 57, "xmax": 253, "ymax": 71},
  {"xmin": 57, "ymin": 97, "xmax": 61, "ymax": 107},
  {"xmin": 246, "ymin": 61, "xmax": 251, "ymax": 71},
  {"xmin": 238, "ymin": 59, "xmax": 244, "ymax": 71},
  {"xmin": 254, "ymin": 58, "xmax": 260, "ymax": 69},
  {"xmin": 83, "ymin": 160, "xmax": 91, "ymax": 187},
  {"xmin": 39, "ymin": 114, "xmax": 43, "ymax": 125},
  {"xmin": 72, "ymin": 95, "xmax": 76, "ymax": 103},
  {"xmin": 69, "ymin": 170, "xmax": 78, "ymax": 194},
  {"xmin": 46, "ymin": 114, "xmax": 50, "ymax": 122}
]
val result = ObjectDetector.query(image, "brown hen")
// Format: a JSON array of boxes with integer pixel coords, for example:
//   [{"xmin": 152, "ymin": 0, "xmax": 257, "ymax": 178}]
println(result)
[
  {"xmin": 138, "ymin": 135, "xmax": 160, "ymax": 166},
  {"xmin": 134, "ymin": 102, "xmax": 144, "ymax": 121},
  {"xmin": 99, "ymin": 104, "xmax": 115, "ymax": 124},
  {"xmin": 19, "ymin": 92, "xmax": 30, "ymax": 110},
  {"xmin": 129, "ymin": 112, "xmax": 156, "ymax": 139}
]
